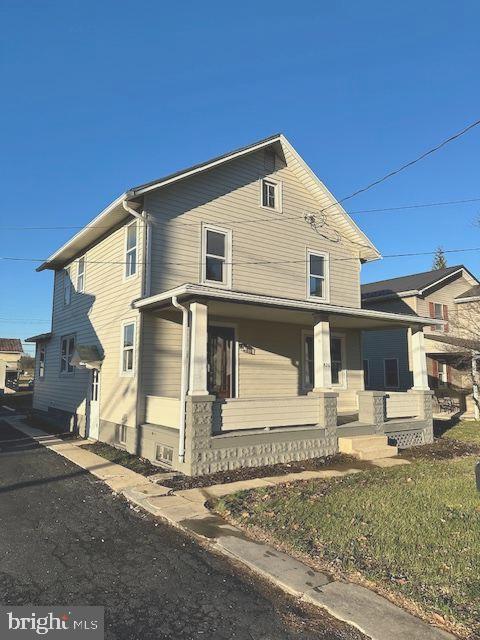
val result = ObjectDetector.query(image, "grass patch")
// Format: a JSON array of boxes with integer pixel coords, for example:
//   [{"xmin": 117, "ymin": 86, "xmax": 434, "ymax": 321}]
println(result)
[
  {"xmin": 216, "ymin": 458, "xmax": 480, "ymax": 635},
  {"xmin": 82, "ymin": 442, "xmax": 161, "ymax": 476},
  {"xmin": 443, "ymin": 421, "xmax": 480, "ymax": 446}
]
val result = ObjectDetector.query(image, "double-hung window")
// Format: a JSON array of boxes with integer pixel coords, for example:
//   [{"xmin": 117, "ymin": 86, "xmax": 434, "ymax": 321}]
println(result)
[
  {"xmin": 39, "ymin": 344, "xmax": 46, "ymax": 378},
  {"xmin": 125, "ymin": 222, "xmax": 138, "ymax": 278},
  {"xmin": 302, "ymin": 332, "xmax": 344, "ymax": 389},
  {"xmin": 121, "ymin": 321, "xmax": 136, "ymax": 375},
  {"xmin": 384, "ymin": 358, "xmax": 399, "ymax": 388},
  {"xmin": 307, "ymin": 250, "xmax": 328, "ymax": 301},
  {"xmin": 261, "ymin": 179, "xmax": 281, "ymax": 211},
  {"xmin": 64, "ymin": 268, "xmax": 72, "ymax": 306},
  {"xmin": 76, "ymin": 257, "xmax": 85, "ymax": 293},
  {"xmin": 430, "ymin": 302, "xmax": 448, "ymax": 332},
  {"xmin": 60, "ymin": 335, "xmax": 75, "ymax": 374},
  {"xmin": 438, "ymin": 361, "xmax": 448, "ymax": 386},
  {"xmin": 202, "ymin": 225, "xmax": 231, "ymax": 287}
]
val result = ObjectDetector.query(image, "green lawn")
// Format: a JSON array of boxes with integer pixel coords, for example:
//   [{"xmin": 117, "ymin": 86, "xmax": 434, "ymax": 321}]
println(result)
[
  {"xmin": 216, "ymin": 457, "xmax": 480, "ymax": 635},
  {"xmin": 443, "ymin": 420, "xmax": 480, "ymax": 446}
]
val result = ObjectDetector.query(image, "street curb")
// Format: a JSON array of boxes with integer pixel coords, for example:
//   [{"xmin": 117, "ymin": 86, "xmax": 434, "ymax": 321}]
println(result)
[{"xmin": 5, "ymin": 416, "xmax": 456, "ymax": 640}]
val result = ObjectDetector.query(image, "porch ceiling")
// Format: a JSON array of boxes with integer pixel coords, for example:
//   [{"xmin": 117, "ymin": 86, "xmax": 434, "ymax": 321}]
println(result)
[{"xmin": 134, "ymin": 283, "xmax": 442, "ymax": 330}]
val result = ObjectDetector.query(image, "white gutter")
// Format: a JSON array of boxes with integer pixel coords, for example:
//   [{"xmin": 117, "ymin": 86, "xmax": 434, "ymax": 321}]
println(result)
[
  {"xmin": 172, "ymin": 295, "xmax": 190, "ymax": 463},
  {"xmin": 134, "ymin": 283, "xmax": 444, "ymax": 327}
]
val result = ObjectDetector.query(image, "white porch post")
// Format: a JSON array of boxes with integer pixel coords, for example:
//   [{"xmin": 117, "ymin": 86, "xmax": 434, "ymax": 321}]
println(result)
[
  {"xmin": 411, "ymin": 326, "xmax": 429, "ymax": 390},
  {"xmin": 189, "ymin": 301, "xmax": 209, "ymax": 396},
  {"xmin": 313, "ymin": 313, "xmax": 332, "ymax": 391}
]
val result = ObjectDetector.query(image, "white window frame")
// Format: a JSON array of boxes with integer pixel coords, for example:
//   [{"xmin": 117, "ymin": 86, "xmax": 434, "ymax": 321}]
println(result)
[
  {"xmin": 432, "ymin": 302, "xmax": 446, "ymax": 332},
  {"xmin": 383, "ymin": 358, "xmax": 399, "ymax": 389},
  {"xmin": 260, "ymin": 178, "xmax": 283, "ymax": 212},
  {"xmin": 120, "ymin": 320, "xmax": 136, "ymax": 377},
  {"xmin": 438, "ymin": 360, "xmax": 448, "ymax": 387},
  {"xmin": 306, "ymin": 249, "xmax": 330, "ymax": 302},
  {"xmin": 124, "ymin": 220, "xmax": 138, "ymax": 280},
  {"xmin": 201, "ymin": 224, "xmax": 232, "ymax": 289},
  {"xmin": 38, "ymin": 343, "xmax": 46, "ymax": 378},
  {"xmin": 301, "ymin": 330, "xmax": 346, "ymax": 389},
  {"xmin": 118, "ymin": 424, "xmax": 127, "ymax": 445},
  {"xmin": 363, "ymin": 358, "xmax": 369, "ymax": 389},
  {"xmin": 63, "ymin": 267, "xmax": 72, "ymax": 306},
  {"xmin": 76, "ymin": 256, "xmax": 85, "ymax": 293},
  {"xmin": 60, "ymin": 334, "xmax": 75, "ymax": 376}
]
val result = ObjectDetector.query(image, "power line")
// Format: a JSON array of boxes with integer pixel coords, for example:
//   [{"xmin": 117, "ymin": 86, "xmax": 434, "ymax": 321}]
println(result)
[
  {"xmin": 2, "ymin": 245, "xmax": 480, "ymax": 267},
  {"xmin": 320, "ymin": 117, "xmax": 480, "ymax": 214},
  {"xmin": 1, "ymin": 194, "xmax": 480, "ymax": 233}
]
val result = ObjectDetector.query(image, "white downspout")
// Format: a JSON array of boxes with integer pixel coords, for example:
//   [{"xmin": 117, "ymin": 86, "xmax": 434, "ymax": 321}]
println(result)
[
  {"xmin": 122, "ymin": 199, "xmax": 152, "ymax": 297},
  {"xmin": 172, "ymin": 295, "xmax": 190, "ymax": 463}
]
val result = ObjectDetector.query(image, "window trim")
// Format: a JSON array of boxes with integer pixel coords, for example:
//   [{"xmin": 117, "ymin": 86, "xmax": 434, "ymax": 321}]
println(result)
[
  {"xmin": 120, "ymin": 319, "xmax": 137, "ymax": 377},
  {"xmin": 124, "ymin": 220, "xmax": 139, "ymax": 281},
  {"xmin": 301, "ymin": 330, "xmax": 346, "ymax": 390},
  {"xmin": 363, "ymin": 358, "xmax": 369, "ymax": 389},
  {"xmin": 76, "ymin": 256, "xmax": 86, "ymax": 293},
  {"xmin": 306, "ymin": 249, "xmax": 330, "ymax": 302},
  {"xmin": 59, "ymin": 334, "xmax": 76, "ymax": 376},
  {"xmin": 260, "ymin": 178, "xmax": 283, "ymax": 213},
  {"xmin": 38, "ymin": 343, "xmax": 46, "ymax": 378},
  {"xmin": 201, "ymin": 224, "xmax": 232, "ymax": 289},
  {"xmin": 383, "ymin": 357, "xmax": 400, "ymax": 389},
  {"xmin": 438, "ymin": 360, "xmax": 448, "ymax": 387},
  {"xmin": 63, "ymin": 267, "xmax": 72, "ymax": 306}
]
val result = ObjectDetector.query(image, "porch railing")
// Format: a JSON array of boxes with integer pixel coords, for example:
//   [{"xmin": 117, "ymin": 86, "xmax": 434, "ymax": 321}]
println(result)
[{"xmin": 215, "ymin": 396, "xmax": 321, "ymax": 432}]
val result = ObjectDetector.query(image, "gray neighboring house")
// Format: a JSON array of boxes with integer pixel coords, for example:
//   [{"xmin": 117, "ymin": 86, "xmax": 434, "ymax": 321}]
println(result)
[
  {"xmin": 362, "ymin": 265, "xmax": 480, "ymax": 417},
  {"xmin": 27, "ymin": 134, "xmax": 440, "ymax": 476}
]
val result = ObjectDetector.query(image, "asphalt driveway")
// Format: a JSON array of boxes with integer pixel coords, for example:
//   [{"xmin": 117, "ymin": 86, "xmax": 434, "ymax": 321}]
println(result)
[{"xmin": 0, "ymin": 417, "xmax": 362, "ymax": 640}]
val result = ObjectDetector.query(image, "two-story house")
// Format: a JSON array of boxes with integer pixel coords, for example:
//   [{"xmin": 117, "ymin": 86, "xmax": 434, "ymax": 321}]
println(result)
[
  {"xmin": 27, "ymin": 135, "xmax": 440, "ymax": 475},
  {"xmin": 362, "ymin": 265, "xmax": 480, "ymax": 418}
]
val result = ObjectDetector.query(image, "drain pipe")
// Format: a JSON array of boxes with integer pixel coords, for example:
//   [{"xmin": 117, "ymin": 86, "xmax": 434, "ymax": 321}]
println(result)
[
  {"xmin": 172, "ymin": 295, "xmax": 190, "ymax": 463},
  {"xmin": 123, "ymin": 199, "xmax": 152, "ymax": 297}
]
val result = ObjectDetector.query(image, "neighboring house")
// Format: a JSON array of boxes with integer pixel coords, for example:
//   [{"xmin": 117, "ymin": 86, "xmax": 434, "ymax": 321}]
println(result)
[
  {"xmin": 0, "ymin": 338, "xmax": 24, "ymax": 391},
  {"xmin": 27, "ymin": 134, "xmax": 440, "ymax": 475},
  {"xmin": 362, "ymin": 265, "xmax": 480, "ymax": 417}
]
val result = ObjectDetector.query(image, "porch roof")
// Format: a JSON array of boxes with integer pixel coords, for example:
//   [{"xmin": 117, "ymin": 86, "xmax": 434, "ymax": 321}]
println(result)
[{"xmin": 133, "ymin": 284, "xmax": 443, "ymax": 329}]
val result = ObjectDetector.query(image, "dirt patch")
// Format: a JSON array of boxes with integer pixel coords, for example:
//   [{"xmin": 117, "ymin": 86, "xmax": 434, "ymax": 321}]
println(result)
[
  {"xmin": 402, "ymin": 437, "xmax": 480, "ymax": 461},
  {"xmin": 82, "ymin": 441, "xmax": 162, "ymax": 476},
  {"xmin": 162, "ymin": 453, "xmax": 362, "ymax": 490}
]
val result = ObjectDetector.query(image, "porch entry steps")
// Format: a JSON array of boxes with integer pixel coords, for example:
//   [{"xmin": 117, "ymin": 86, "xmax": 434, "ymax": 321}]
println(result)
[{"xmin": 338, "ymin": 435, "xmax": 398, "ymax": 461}]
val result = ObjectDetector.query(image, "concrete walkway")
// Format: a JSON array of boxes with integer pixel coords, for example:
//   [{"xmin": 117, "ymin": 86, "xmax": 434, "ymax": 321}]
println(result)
[{"xmin": 7, "ymin": 416, "xmax": 456, "ymax": 640}]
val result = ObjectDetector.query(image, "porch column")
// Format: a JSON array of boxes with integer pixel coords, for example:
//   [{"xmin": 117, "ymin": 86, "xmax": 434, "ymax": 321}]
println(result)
[
  {"xmin": 411, "ymin": 326, "xmax": 429, "ymax": 390},
  {"xmin": 189, "ymin": 301, "xmax": 209, "ymax": 396},
  {"xmin": 313, "ymin": 313, "xmax": 332, "ymax": 390}
]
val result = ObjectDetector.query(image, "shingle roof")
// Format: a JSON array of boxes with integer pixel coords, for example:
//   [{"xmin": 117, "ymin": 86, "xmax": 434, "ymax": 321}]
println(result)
[
  {"xmin": 0, "ymin": 338, "xmax": 23, "ymax": 353},
  {"xmin": 362, "ymin": 266, "xmax": 467, "ymax": 300},
  {"xmin": 455, "ymin": 284, "xmax": 480, "ymax": 300}
]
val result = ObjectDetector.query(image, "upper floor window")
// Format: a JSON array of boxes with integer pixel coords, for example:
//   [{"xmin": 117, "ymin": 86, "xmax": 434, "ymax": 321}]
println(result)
[
  {"xmin": 63, "ymin": 268, "xmax": 72, "ymax": 306},
  {"xmin": 261, "ymin": 179, "xmax": 282, "ymax": 212},
  {"xmin": 429, "ymin": 302, "xmax": 448, "ymax": 332},
  {"xmin": 202, "ymin": 225, "xmax": 232, "ymax": 287},
  {"xmin": 60, "ymin": 334, "xmax": 75, "ymax": 375},
  {"xmin": 76, "ymin": 257, "xmax": 85, "ymax": 293},
  {"xmin": 307, "ymin": 250, "xmax": 329, "ymax": 301},
  {"xmin": 384, "ymin": 358, "xmax": 399, "ymax": 389},
  {"xmin": 125, "ymin": 221, "xmax": 138, "ymax": 279},
  {"xmin": 39, "ymin": 344, "xmax": 46, "ymax": 378},
  {"xmin": 121, "ymin": 321, "xmax": 136, "ymax": 375}
]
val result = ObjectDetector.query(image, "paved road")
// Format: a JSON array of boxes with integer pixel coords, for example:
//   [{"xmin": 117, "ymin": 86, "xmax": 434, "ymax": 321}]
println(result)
[{"xmin": 0, "ymin": 414, "xmax": 362, "ymax": 640}]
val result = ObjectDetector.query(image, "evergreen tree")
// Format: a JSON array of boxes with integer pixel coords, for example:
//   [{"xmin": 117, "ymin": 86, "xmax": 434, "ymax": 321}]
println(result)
[{"xmin": 432, "ymin": 246, "xmax": 447, "ymax": 270}]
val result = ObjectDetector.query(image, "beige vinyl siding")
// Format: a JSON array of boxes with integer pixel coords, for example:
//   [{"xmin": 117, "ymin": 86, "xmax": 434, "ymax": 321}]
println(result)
[
  {"xmin": 146, "ymin": 150, "xmax": 361, "ymax": 308},
  {"xmin": 32, "ymin": 218, "xmax": 144, "ymax": 428},
  {"xmin": 363, "ymin": 295, "xmax": 417, "ymax": 315},
  {"xmin": 141, "ymin": 311, "xmax": 183, "ymax": 399}
]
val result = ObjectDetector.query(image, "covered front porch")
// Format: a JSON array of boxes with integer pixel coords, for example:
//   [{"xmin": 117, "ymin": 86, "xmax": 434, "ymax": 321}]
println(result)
[{"xmin": 135, "ymin": 284, "xmax": 438, "ymax": 475}]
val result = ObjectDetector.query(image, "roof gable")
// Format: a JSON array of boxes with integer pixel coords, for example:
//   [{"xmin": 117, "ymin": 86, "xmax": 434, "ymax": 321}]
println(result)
[
  {"xmin": 362, "ymin": 265, "xmax": 479, "ymax": 300},
  {"xmin": 38, "ymin": 134, "xmax": 380, "ymax": 271}
]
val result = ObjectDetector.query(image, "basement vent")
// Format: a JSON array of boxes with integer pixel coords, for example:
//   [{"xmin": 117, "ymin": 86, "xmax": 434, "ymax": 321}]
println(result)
[
  {"xmin": 118, "ymin": 424, "xmax": 127, "ymax": 445},
  {"xmin": 156, "ymin": 444, "xmax": 173, "ymax": 466}
]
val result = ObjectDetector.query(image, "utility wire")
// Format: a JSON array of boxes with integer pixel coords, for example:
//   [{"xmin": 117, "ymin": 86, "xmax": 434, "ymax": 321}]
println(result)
[
  {"xmin": 319, "ymin": 117, "xmax": 480, "ymax": 214},
  {"xmin": 2, "ymin": 194, "xmax": 480, "ymax": 232}
]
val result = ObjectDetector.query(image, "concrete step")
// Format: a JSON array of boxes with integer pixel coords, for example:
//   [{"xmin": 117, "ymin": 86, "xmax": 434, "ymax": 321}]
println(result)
[{"xmin": 338, "ymin": 435, "xmax": 398, "ymax": 460}]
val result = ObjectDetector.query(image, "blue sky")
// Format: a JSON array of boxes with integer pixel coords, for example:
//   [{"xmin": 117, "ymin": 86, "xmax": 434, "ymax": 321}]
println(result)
[{"xmin": 1, "ymin": 0, "xmax": 479, "ymax": 354}]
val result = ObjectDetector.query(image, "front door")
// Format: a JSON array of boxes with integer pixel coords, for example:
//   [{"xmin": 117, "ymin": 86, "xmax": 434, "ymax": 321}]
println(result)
[
  {"xmin": 207, "ymin": 326, "xmax": 236, "ymax": 398},
  {"xmin": 87, "ymin": 368, "xmax": 100, "ymax": 439}
]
